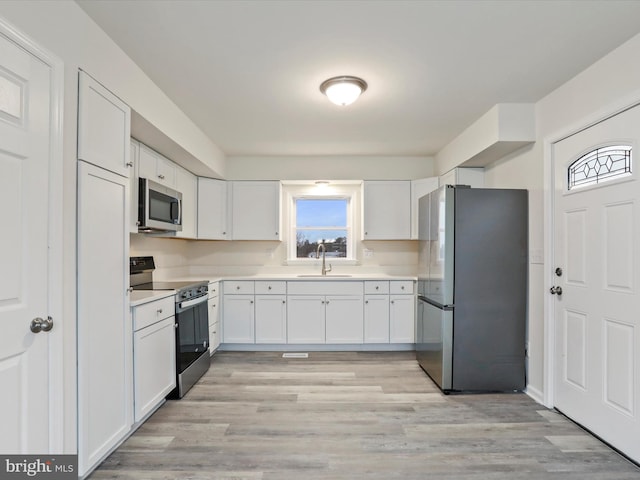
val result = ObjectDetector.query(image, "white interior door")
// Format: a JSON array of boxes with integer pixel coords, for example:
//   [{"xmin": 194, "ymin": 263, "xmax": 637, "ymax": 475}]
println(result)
[
  {"xmin": 0, "ymin": 29, "xmax": 58, "ymax": 452},
  {"xmin": 553, "ymin": 105, "xmax": 640, "ymax": 462}
]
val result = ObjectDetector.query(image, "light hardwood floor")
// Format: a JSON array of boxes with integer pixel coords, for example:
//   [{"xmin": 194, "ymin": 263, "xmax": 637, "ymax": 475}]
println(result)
[{"xmin": 91, "ymin": 352, "xmax": 640, "ymax": 479}]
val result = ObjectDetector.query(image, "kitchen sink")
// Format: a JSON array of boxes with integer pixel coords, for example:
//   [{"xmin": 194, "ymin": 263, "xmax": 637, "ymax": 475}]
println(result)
[{"xmin": 296, "ymin": 274, "xmax": 353, "ymax": 278}]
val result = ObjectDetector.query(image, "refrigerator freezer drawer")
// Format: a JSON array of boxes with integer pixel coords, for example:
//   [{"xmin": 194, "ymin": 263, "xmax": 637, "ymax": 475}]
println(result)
[{"xmin": 416, "ymin": 298, "xmax": 453, "ymax": 391}]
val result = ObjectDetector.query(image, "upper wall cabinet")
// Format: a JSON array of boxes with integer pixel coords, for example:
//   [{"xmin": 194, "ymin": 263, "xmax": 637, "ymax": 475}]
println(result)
[
  {"xmin": 175, "ymin": 165, "xmax": 198, "ymax": 239},
  {"xmin": 230, "ymin": 181, "xmax": 281, "ymax": 240},
  {"xmin": 362, "ymin": 181, "xmax": 411, "ymax": 240},
  {"xmin": 77, "ymin": 71, "xmax": 131, "ymax": 177},
  {"xmin": 138, "ymin": 143, "xmax": 176, "ymax": 189},
  {"xmin": 129, "ymin": 139, "xmax": 140, "ymax": 233},
  {"xmin": 197, "ymin": 178, "xmax": 228, "ymax": 240},
  {"xmin": 439, "ymin": 167, "xmax": 484, "ymax": 188}
]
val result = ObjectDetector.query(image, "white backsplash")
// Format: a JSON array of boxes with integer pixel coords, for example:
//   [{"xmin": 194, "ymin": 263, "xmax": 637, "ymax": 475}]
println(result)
[{"xmin": 131, "ymin": 234, "xmax": 419, "ymax": 278}]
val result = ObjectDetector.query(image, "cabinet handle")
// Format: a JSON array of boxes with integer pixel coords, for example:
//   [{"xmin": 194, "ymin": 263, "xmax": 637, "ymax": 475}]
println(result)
[
  {"xmin": 325, "ymin": 300, "xmax": 330, "ymax": 305},
  {"xmin": 282, "ymin": 300, "xmax": 286, "ymax": 304},
  {"xmin": 391, "ymin": 300, "xmax": 395, "ymax": 304},
  {"xmin": 157, "ymin": 308, "xmax": 163, "ymax": 314},
  {"xmin": 250, "ymin": 300, "xmax": 254, "ymax": 304},
  {"xmin": 268, "ymin": 286, "xmax": 272, "ymax": 290},
  {"xmin": 236, "ymin": 286, "xmax": 240, "ymax": 290},
  {"xmin": 126, "ymin": 162, "xmax": 133, "ymax": 167},
  {"xmin": 365, "ymin": 232, "xmax": 368, "ymax": 235},
  {"xmin": 365, "ymin": 300, "xmax": 369, "ymax": 304},
  {"xmin": 223, "ymin": 231, "xmax": 226, "ymax": 235},
  {"xmin": 375, "ymin": 286, "xmax": 379, "ymax": 290},
  {"xmin": 401, "ymin": 286, "xmax": 405, "ymax": 290},
  {"xmin": 158, "ymin": 174, "xmax": 165, "ymax": 180}
]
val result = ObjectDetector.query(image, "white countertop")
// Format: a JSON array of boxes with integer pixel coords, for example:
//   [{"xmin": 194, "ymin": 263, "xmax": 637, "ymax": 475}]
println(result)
[{"xmin": 130, "ymin": 289, "xmax": 176, "ymax": 307}]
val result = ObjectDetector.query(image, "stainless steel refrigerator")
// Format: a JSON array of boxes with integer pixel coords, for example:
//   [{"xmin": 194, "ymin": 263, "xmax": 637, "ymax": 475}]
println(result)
[{"xmin": 416, "ymin": 185, "xmax": 528, "ymax": 393}]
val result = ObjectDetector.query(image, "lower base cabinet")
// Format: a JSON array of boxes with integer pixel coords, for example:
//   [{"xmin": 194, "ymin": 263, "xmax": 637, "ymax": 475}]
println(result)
[
  {"xmin": 287, "ymin": 296, "xmax": 325, "ymax": 343},
  {"xmin": 221, "ymin": 279, "xmax": 415, "ymax": 347},
  {"xmin": 133, "ymin": 316, "xmax": 176, "ymax": 422},
  {"xmin": 390, "ymin": 294, "xmax": 415, "ymax": 343},
  {"xmin": 255, "ymin": 295, "xmax": 287, "ymax": 343}
]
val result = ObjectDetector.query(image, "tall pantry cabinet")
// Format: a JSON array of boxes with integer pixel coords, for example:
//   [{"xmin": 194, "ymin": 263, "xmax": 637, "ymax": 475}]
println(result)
[{"xmin": 76, "ymin": 71, "xmax": 132, "ymax": 478}]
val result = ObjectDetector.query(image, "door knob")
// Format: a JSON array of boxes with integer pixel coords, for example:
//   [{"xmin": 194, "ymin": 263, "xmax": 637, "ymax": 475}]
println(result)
[
  {"xmin": 550, "ymin": 286, "xmax": 563, "ymax": 295},
  {"xmin": 30, "ymin": 316, "xmax": 53, "ymax": 333}
]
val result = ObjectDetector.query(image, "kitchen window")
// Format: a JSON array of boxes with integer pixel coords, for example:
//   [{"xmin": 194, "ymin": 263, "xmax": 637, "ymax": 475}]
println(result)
[{"xmin": 285, "ymin": 183, "xmax": 359, "ymax": 263}]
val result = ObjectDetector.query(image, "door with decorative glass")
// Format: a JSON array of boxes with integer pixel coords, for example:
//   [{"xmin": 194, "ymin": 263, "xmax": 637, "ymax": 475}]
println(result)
[{"xmin": 552, "ymin": 104, "xmax": 640, "ymax": 462}]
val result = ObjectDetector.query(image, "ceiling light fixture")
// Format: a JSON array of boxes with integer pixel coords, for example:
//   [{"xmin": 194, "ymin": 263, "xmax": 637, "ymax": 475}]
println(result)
[
  {"xmin": 319, "ymin": 76, "xmax": 368, "ymax": 106},
  {"xmin": 314, "ymin": 180, "xmax": 330, "ymax": 189}
]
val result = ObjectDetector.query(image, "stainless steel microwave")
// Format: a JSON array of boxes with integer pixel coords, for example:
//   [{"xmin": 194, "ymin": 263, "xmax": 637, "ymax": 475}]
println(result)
[{"xmin": 138, "ymin": 178, "xmax": 182, "ymax": 232}]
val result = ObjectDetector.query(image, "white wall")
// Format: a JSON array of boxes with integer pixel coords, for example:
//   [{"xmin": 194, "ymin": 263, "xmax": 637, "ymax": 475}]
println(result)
[
  {"xmin": 225, "ymin": 155, "xmax": 434, "ymax": 180},
  {"xmin": 0, "ymin": 0, "xmax": 226, "ymax": 453},
  {"xmin": 484, "ymin": 31, "xmax": 640, "ymax": 403}
]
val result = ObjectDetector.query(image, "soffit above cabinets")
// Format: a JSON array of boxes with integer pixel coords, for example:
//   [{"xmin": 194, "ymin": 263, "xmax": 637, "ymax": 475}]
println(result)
[{"xmin": 435, "ymin": 104, "xmax": 535, "ymax": 175}]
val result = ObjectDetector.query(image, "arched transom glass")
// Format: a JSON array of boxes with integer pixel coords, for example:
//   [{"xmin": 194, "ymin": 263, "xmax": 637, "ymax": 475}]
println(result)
[{"xmin": 568, "ymin": 145, "xmax": 632, "ymax": 190}]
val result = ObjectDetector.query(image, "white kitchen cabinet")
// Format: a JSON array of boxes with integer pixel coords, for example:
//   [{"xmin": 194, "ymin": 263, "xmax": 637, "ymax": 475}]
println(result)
[
  {"xmin": 390, "ymin": 293, "xmax": 415, "ymax": 343},
  {"xmin": 132, "ymin": 300, "xmax": 176, "ymax": 423},
  {"xmin": 438, "ymin": 167, "xmax": 484, "ymax": 188},
  {"xmin": 197, "ymin": 177, "xmax": 228, "ymax": 240},
  {"xmin": 410, "ymin": 177, "xmax": 439, "ymax": 239},
  {"xmin": 364, "ymin": 294, "xmax": 390, "ymax": 343},
  {"xmin": 77, "ymin": 160, "xmax": 131, "ymax": 477},
  {"xmin": 325, "ymin": 295, "xmax": 364, "ymax": 343},
  {"xmin": 208, "ymin": 282, "xmax": 220, "ymax": 354},
  {"xmin": 362, "ymin": 180, "xmax": 411, "ymax": 240},
  {"xmin": 255, "ymin": 295, "xmax": 287, "ymax": 343},
  {"xmin": 138, "ymin": 143, "xmax": 176, "ymax": 188},
  {"xmin": 287, "ymin": 295, "xmax": 326, "ymax": 343},
  {"xmin": 175, "ymin": 165, "xmax": 197, "ymax": 239},
  {"xmin": 230, "ymin": 181, "xmax": 281, "ymax": 240},
  {"xmin": 129, "ymin": 139, "xmax": 140, "ymax": 233},
  {"xmin": 77, "ymin": 71, "xmax": 131, "ymax": 178},
  {"xmin": 222, "ymin": 294, "xmax": 255, "ymax": 343}
]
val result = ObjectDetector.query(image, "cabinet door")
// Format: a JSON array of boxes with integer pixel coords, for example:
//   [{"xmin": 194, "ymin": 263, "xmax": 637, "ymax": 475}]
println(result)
[
  {"xmin": 207, "ymin": 295, "xmax": 220, "ymax": 354},
  {"xmin": 362, "ymin": 181, "xmax": 411, "ymax": 240},
  {"xmin": 175, "ymin": 166, "xmax": 197, "ymax": 238},
  {"xmin": 325, "ymin": 296, "xmax": 364, "ymax": 344},
  {"xmin": 364, "ymin": 295, "xmax": 390, "ymax": 343},
  {"xmin": 230, "ymin": 181, "xmax": 281, "ymax": 240},
  {"xmin": 133, "ymin": 316, "xmax": 176, "ymax": 422},
  {"xmin": 255, "ymin": 295, "xmax": 287, "ymax": 343},
  {"xmin": 77, "ymin": 161, "xmax": 132, "ymax": 472},
  {"xmin": 129, "ymin": 139, "xmax": 140, "ymax": 233},
  {"xmin": 390, "ymin": 295, "xmax": 415, "ymax": 343},
  {"xmin": 222, "ymin": 295, "xmax": 255, "ymax": 343},
  {"xmin": 197, "ymin": 177, "xmax": 228, "ymax": 239},
  {"xmin": 78, "ymin": 71, "xmax": 131, "ymax": 177},
  {"xmin": 138, "ymin": 144, "xmax": 176, "ymax": 188},
  {"xmin": 287, "ymin": 296, "xmax": 325, "ymax": 343},
  {"xmin": 156, "ymin": 154, "xmax": 176, "ymax": 188}
]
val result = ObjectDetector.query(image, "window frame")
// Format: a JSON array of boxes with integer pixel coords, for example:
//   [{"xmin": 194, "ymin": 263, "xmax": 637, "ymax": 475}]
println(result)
[{"xmin": 284, "ymin": 183, "xmax": 360, "ymax": 264}]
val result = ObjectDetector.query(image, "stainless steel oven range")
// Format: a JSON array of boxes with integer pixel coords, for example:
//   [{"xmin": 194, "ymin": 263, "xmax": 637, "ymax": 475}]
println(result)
[{"xmin": 130, "ymin": 256, "xmax": 209, "ymax": 398}]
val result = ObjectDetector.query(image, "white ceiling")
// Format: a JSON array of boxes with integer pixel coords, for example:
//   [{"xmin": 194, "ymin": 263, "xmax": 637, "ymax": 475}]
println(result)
[{"xmin": 77, "ymin": 0, "xmax": 640, "ymax": 158}]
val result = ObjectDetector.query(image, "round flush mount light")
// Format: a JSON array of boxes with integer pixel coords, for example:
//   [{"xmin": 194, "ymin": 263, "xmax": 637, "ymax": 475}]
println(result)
[{"xmin": 319, "ymin": 76, "xmax": 368, "ymax": 106}]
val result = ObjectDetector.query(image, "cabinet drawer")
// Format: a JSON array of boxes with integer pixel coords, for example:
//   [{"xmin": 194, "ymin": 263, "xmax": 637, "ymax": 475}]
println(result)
[
  {"xmin": 133, "ymin": 296, "xmax": 175, "ymax": 331},
  {"xmin": 364, "ymin": 281, "xmax": 389, "ymax": 294},
  {"xmin": 255, "ymin": 281, "xmax": 286, "ymax": 295},
  {"xmin": 390, "ymin": 281, "xmax": 414, "ymax": 295},
  {"xmin": 224, "ymin": 281, "xmax": 255, "ymax": 295},
  {"xmin": 208, "ymin": 281, "xmax": 220, "ymax": 299}
]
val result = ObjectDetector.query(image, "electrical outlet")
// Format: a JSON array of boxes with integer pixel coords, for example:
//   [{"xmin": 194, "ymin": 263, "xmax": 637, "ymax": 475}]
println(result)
[{"xmin": 364, "ymin": 248, "xmax": 374, "ymax": 258}]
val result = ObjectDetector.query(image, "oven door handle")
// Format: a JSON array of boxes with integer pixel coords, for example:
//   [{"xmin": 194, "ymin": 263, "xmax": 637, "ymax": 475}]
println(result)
[{"xmin": 178, "ymin": 295, "xmax": 208, "ymax": 310}]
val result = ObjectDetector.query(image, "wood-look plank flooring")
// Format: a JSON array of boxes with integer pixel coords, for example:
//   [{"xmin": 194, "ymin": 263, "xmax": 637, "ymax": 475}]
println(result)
[{"xmin": 91, "ymin": 352, "xmax": 640, "ymax": 479}]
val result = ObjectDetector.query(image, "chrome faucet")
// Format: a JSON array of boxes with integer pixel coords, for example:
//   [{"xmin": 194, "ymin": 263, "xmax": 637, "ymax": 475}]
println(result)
[{"xmin": 316, "ymin": 243, "xmax": 332, "ymax": 276}]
